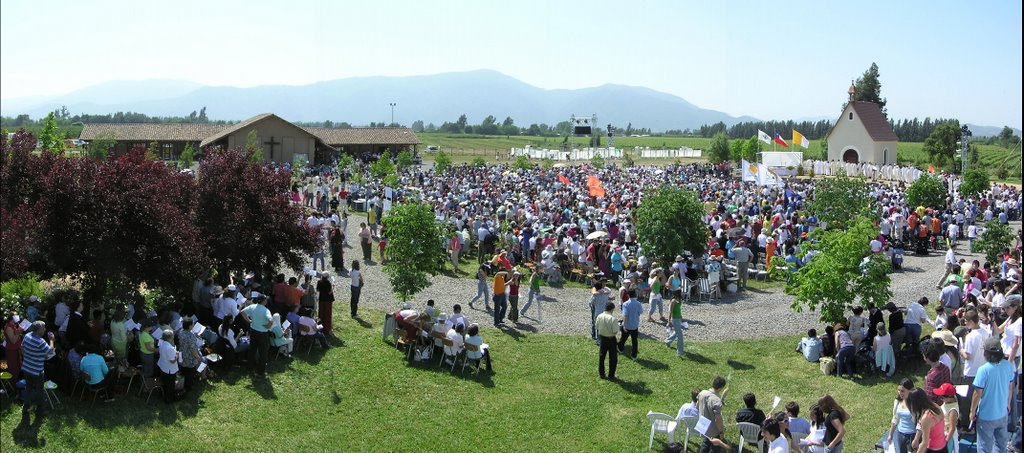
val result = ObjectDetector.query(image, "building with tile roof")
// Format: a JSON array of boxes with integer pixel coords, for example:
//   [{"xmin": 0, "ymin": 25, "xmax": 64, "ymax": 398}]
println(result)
[{"xmin": 825, "ymin": 85, "xmax": 899, "ymax": 165}]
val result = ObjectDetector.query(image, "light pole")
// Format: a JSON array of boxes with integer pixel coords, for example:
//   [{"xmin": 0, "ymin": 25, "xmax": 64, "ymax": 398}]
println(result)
[
  {"xmin": 389, "ymin": 102, "xmax": 396, "ymax": 126},
  {"xmin": 960, "ymin": 124, "xmax": 971, "ymax": 174}
]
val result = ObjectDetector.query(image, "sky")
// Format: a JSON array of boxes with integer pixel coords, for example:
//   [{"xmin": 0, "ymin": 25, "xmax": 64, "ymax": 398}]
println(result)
[{"xmin": 1, "ymin": 0, "xmax": 1021, "ymax": 127}]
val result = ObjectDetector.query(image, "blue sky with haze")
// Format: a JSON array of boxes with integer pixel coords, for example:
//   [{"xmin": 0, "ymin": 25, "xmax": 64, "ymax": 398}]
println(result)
[{"xmin": 1, "ymin": 0, "xmax": 1020, "ymax": 127}]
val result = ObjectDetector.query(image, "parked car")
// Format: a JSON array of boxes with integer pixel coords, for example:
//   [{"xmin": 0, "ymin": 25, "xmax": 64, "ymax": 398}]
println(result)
[{"xmin": 426, "ymin": 145, "xmax": 440, "ymax": 153}]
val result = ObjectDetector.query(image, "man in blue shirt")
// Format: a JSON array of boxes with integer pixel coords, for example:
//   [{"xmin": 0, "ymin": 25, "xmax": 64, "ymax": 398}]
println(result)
[
  {"xmin": 20, "ymin": 321, "xmax": 54, "ymax": 418},
  {"xmin": 795, "ymin": 329, "xmax": 823, "ymax": 362},
  {"xmin": 971, "ymin": 337, "xmax": 1014, "ymax": 453},
  {"xmin": 617, "ymin": 290, "xmax": 643, "ymax": 359},
  {"xmin": 242, "ymin": 294, "xmax": 273, "ymax": 377}
]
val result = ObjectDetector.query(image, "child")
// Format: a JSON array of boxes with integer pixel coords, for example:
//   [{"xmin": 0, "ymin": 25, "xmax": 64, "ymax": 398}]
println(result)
[{"xmin": 933, "ymin": 383, "xmax": 959, "ymax": 453}]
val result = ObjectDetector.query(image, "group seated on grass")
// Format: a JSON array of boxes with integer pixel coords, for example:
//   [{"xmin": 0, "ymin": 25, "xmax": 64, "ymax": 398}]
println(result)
[
  {"xmin": 2, "ymin": 279, "xmax": 335, "ymax": 407},
  {"xmin": 384, "ymin": 302, "xmax": 493, "ymax": 374}
]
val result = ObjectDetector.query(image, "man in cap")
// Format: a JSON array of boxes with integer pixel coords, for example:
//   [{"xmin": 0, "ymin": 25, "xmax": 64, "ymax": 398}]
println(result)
[{"xmin": 970, "ymin": 337, "xmax": 1014, "ymax": 453}]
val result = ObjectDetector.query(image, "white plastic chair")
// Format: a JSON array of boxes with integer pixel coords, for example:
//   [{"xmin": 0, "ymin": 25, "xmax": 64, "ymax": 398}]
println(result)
[
  {"xmin": 679, "ymin": 415, "xmax": 700, "ymax": 451},
  {"xmin": 698, "ymin": 277, "xmax": 712, "ymax": 302},
  {"xmin": 736, "ymin": 421, "xmax": 763, "ymax": 453},
  {"xmin": 647, "ymin": 411, "xmax": 678, "ymax": 450},
  {"xmin": 707, "ymin": 271, "xmax": 721, "ymax": 300}
]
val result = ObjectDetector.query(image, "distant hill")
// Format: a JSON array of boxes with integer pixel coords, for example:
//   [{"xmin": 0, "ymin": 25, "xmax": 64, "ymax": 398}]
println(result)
[
  {"xmin": 964, "ymin": 124, "xmax": 1022, "ymax": 138},
  {"xmin": 1, "ymin": 70, "xmax": 755, "ymax": 131}
]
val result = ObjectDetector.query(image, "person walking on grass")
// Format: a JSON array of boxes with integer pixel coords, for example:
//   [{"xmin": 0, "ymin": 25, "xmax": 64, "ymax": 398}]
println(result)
[
  {"xmin": 469, "ymin": 264, "xmax": 490, "ymax": 311},
  {"xmin": 664, "ymin": 293, "xmax": 685, "ymax": 357},
  {"xmin": 617, "ymin": 289, "xmax": 642, "ymax": 359},
  {"xmin": 519, "ymin": 267, "xmax": 542, "ymax": 322},
  {"xmin": 595, "ymin": 302, "xmax": 618, "ymax": 380}
]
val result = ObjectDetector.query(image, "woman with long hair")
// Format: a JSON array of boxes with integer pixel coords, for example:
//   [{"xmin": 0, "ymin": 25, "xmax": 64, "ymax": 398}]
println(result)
[
  {"xmin": 904, "ymin": 388, "xmax": 946, "ymax": 453},
  {"xmin": 816, "ymin": 394, "xmax": 849, "ymax": 453},
  {"xmin": 886, "ymin": 378, "xmax": 916, "ymax": 453}
]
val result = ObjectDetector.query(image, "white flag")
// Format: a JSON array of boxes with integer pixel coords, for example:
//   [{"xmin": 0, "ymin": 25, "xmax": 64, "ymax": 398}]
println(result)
[
  {"xmin": 757, "ymin": 129, "xmax": 772, "ymax": 144},
  {"xmin": 758, "ymin": 163, "xmax": 783, "ymax": 187},
  {"xmin": 741, "ymin": 160, "xmax": 758, "ymax": 183}
]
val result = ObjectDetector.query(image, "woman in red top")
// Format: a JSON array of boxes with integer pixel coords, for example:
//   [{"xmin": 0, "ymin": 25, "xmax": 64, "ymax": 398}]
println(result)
[
  {"xmin": 3, "ymin": 313, "xmax": 24, "ymax": 380},
  {"xmin": 904, "ymin": 388, "xmax": 946, "ymax": 453}
]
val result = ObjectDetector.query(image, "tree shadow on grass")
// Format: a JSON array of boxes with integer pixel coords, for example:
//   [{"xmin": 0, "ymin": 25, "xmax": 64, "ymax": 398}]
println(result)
[
  {"xmin": 727, "ymin": 359, "xmax": 755, "ymax": 370},
  {"xmin": 613, "ymin": 378, "xmax": 652, "ymax": 395}
]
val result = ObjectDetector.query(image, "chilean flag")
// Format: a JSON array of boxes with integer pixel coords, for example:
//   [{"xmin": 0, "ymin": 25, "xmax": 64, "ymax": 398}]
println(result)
[{"xmin": 773, "ymin": 132, "xmax": 789, "ymax": 148}]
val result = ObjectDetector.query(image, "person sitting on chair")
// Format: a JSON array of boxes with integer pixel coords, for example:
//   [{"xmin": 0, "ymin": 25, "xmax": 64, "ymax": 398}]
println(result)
[
  {"xmin": 463, "ymin": 323, "xmax": 492, "ymax": 372},
  {"xmin": 736, "ymin": 392, "xmax": 767, "ymax": 428},
  {"xmin": 678, "ymin": 388, "xmax": 700, "ymax": 418},
  {"xmin": 80, "ymin": 344, "xmax": 115, "ymax": 402},
  {"xmin": 443, "ymin": 323, "xmax": 465, "ymax": 366},
  {"xmin": 297, "ymin": 308, "xmax": 331, "ymax": 349}
]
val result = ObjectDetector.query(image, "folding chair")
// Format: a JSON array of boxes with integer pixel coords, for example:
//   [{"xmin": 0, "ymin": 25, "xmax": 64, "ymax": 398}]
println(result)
[
  {"xmin": 679, "ymin": 415, "xmax": 700, "ymax": 452},
  {"xmin": 429, "ymin": 330, "xmax": 447, "ymax": 361},
  {"xmin": 646, "ymin": 411, "xmax": 679, "ymax": 450},
  {"xmin": 698, "ymin": 277, "xmax": 712, "ymax": 302},
  {"xmin": 736, "ymin": 421, "xmax": 764, "ymax": 453},
  {"xmin": 43, "ymin": 380, "xmax": 61, "ymax": 409},
  {"xmin": 139, "ymin": 376, "xmax": 163, "ymax": 404},
  {"xmin": 707, "ymin": 271, "xmax": 721, "ymax": 301},
  {"xmin": 461, "ymin": 343, "xmax": 483, "ymax": 376},
  {"xmin": 438, "ymin": 338, "xmax": 460, "ymax": 372}
]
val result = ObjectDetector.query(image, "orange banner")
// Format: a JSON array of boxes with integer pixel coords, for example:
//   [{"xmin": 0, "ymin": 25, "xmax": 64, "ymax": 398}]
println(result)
[
  {"xmin": 589, "ymin": 186, "xmax": 606, "ymax": 198},
  {"xmin": 558, "ymin": 174, "xmax": 571, "ymax": 185},
  {"xmin": 587, "ymin": 175, "xmax": 602, "ymax": 188}
]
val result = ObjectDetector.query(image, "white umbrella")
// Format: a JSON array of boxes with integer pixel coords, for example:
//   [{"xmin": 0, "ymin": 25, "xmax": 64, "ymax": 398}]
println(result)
[{"xmin": 586, "ymin": 231, "xmax": 608, "ymax": 240}]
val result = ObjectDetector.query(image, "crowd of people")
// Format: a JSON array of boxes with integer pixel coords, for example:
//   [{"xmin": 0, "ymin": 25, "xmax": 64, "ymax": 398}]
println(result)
[{"xmin": 3, "ymin": 155, "xmax": 1022, "ymax": 451}]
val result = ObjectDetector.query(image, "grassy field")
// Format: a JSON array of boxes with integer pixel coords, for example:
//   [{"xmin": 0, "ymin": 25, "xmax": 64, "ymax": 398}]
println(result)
[{"xmin": 2, "ymin": 307, "xmax": 923, "ymax": 452}]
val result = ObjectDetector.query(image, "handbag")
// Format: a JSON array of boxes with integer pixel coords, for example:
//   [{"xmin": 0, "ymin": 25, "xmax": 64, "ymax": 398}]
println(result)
[{"xmin": 819, "ymin": 357, "xmax": 836, "ymax": 376}]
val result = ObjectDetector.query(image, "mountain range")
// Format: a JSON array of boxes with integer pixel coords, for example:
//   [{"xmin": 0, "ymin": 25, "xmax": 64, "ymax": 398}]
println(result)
[{"xmin": 1, "ymin": 70, "xmax": 1018, "ymax": 135}]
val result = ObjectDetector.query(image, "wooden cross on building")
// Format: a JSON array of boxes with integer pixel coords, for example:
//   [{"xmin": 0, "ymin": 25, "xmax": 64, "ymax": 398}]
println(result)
[{"xmin": 264, "ymin": 136, "xmax": 281, "ymax": 160}]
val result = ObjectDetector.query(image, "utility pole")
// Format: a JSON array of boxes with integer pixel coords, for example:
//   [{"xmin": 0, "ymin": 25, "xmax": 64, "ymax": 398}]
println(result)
[
  {"xmin": 960, "ymin": 124, "xmax": 971, "ymax": 174},
  {"xmin": 389, "ymin": 102, "xmax": 397, "ymax": 126}
]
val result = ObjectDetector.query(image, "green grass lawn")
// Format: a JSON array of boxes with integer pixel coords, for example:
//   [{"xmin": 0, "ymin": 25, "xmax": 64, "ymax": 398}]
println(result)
[{"xmin": 2, "ymin": 308, "xmax": 923, "ymax": 452}]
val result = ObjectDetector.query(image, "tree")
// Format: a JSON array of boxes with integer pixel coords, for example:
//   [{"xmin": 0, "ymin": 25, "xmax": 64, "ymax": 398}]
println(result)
[
  {"xmin": 179, "ymin": 143, "xmax": 196, "ymax": 168},
  {"xmin": 959, "ymin": 168, "xmax": 989, "ymax": 198},
  {"xmin": 370, "ymin": 156, "xmax": 396, "ymax": 179},
  {"xmin": 786, "ymin": 216, "xmax": 892, "ymax": 323},
  {"xmin": 145, "ymin": 141, "xmax": 161, "ymax": 160},
  {"xmin": 198, "ymin": 107, "xmax": 208, "ymax": 123},
  {"xmin": 87, "ymin": 132, "xmax": 117, "ymax": 160},
  {"xmin": 729, "ymin": 139, "xmax": 744, "ymax": 163},
  {"xmin": 742, "ymin": 136, "xmax": 761, "ymax": 162},
  {"xmin": 456, "ymin": 114, "xmax": 468, "ymax": 133},
  {"xmin": 634, "ymin": 186, "xmax": 706, "ymax": 264},
  {"xmin": 845, "ymin": 62, "xmax": 888, "ymax": 117},
  {"xmin": 707, "ymin": 132, "xmax": 729, "ymax": 163},
  {"xmin": 337, "ymin": 153, "xmax": 355, "ymax": 174},
  {"xmin": 433, "ymin": 150, "xmax": 452, "ymax": 174},
  {"xmin": 512, "ymin": 154, "xmax": 532, "ymax": 170},
  {"xmin": 997, "ymin": 126, "xmax": 1020, "ymax": 148},
  {"xmin": 411, "ymin": 120, "xmax": 424, "ymax": 132},
  {"xmin": 590, "ymin": 153, "xmax": 605, "ymax": 168},
  {"xmin": 245, "ymin": 129, "xmax": 264, "ymax": 162},
  {"xmin": 381, "ymin": 202, "xmax": 445, "ymax": 302},
  {"xmin": 922, "ymin": 121, "xmax": 961, "ymax": 167},
  {"xmin": 806, "ymin": 172, "xmax": 872, "ymax": 230},
  {"xmin": 621, "ymin": 150, "xmax": 635, "ymax": 167},
  {"xmin": 974, "ymin": 220, "xmax": 1013, "ymax": 264},
  {"xmin": 905, "ymin": 174, "xmax": 947, "ymax": 210},
  {"xmin": 541, "ymin": 158, "xmax": 554, "ymax": 170},
  {"xmin": 38, "ymin": 112, "xmax": 63, "ymax": 154},
  {"xmin": 395, "ymin": 149, "xmax": 414, "ymax": 172},
  {"xmin": 471, "ymin": 156, "xmax": 486, "ymax": 167},
  {"xmin": 196, "ymin": 148, "xmax": 317, "ymax": 280}
]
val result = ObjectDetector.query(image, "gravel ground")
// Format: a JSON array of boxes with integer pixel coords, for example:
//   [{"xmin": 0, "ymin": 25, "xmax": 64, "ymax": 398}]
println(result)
[{"xmin": 308, "ymin": 216, "xmax": 1018, "ymax": 342}]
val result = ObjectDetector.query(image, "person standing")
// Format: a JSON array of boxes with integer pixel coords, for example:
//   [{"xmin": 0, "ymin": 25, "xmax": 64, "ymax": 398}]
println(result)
[
  {"xmin": 818, "ymin": 395, "xmax": 849, "ymax": 453},
  {"xmin": 664, "ymin": 295, "xmax": 685, "ymax": 357},
  {"xmin": 450, "ymin": 229, "xmax": 463, "ymax": 270},
  {"xmin": 732, "ymin": 240, "xmax": 753, "ymax": 289},
  {"xmin": 242, "ymin": 294, "xmax": 273, "ymax": 377},
  {"xmin": 595, "ymin": 302, "xmax": 619, "ymax": 380},
  {"xmin": 970, "ymin": 337, "xmax": 1014, "ymax": 453},
  {"xmin": 697, "ymin": 376, "xmax": 728, "ymax": 453},
  {"xmin": 3, "ymin": 312, "xmax": 24, "ymax": 382},
  {"xmin": 936, "ymin": 243, "xmax": 958, "ymax": 289},
  {"xmin": 317, "ymin": 272, "xmax": 335, "ymax": 333},
  {"xmin": 591, "ymin": 281, "xmax": 612, "ymax": 341},
  {"xmin": 349, "ymin": 260, "xmax": 363, "ymax": 319},
  {"xmin": 617, "ymin": 289, "xmax": 642, "ymax": 359},
  {"xmin": 492, "ymin": 271, "xmax": 508, "ymax": 327},
  {"xmin": 19, "ymin": 321, "xmax": 54, "ymax": 418},
  {"xmin": 359, "ymin": 222, "xmax": 372, "ymax": 262},
  {"xmin": 177, "ymin": 318, "xmax": 203, "ymax": 393},
  {"xmin": 156, "ymin": 329, "xmax": 179, "ymax": 403},
  {"xmin": 508, "ymin": 271, "xmax": 521, "ymax": 323},
  {"xmin": 330, "ymin": 220, "xmax": 345, "ymax": 272}
]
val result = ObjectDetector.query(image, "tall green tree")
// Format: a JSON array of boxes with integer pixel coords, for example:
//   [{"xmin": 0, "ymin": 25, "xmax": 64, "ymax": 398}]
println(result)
[
  {"xmin": 974, "ymin": 220, "xmax": 1013, "ymax": 264},
  {"xmin": 433, "ymin": 150, "xmax": 452, "ymax": 174},
  {"xmin": 381, "ymin": 202, "xmax": 446, "ymax": 302},
  {"xmin": 370, "ymin": 157, "xmax": 396, "ymax": 180},
  {"xmin": 38, "ymin": 112, "xmax": 63, "ymax": 154},
  {"xmin": 742, "ymin": 136, "xmax": 761, "ymax": 162},
  {"xmin": 959, "ymin": 168, "xmax": 989, "ymax": 198},
  {"xmin": 634, "ymin": 186, "xmax": 707, "ymax": 264},
  {"xmin": 590, "ymin": 153, "xmax": 605, "ymax": 168},
  {"xmin": 707, "ymin": 132, "xmax": 729, "ymax": 163},
  {"xmin": 786, "ymin": 216, "xmax": 892, "ymax": 323},
  {"xmin": 245, "ymin": 129, "xmax": 264, "ymax": 162},
  {"xmin": 86, "ymin": 132, "xmax": 117, "ymax": 160},
  {"xmin": 806, "ymin": 172, "xmax": 872, "ymax": 230},
  {"xmin": 845, "ymin": 62, "xmax": 888, "ymax": 117},
  {"xmin": 922, "ymin": 121, "xmax": 961, "ymax": 168},
  {"xmin": 395, "ymin": 149, "xmax": 414, "ymax": 172},
  {"xmin": 905, "ymin": 174, "xmax": 947, "ymax": 209},
  {"xmin": 729, "ymin": 139, "xmax": 744, "ymax": 163},
  {"xmin": 179, "ymin": 143, "xmax": 196, "ymax": 168},
  {"xmin": 512, "ymin": 154, "xmax": 532, "ymax": 170}
]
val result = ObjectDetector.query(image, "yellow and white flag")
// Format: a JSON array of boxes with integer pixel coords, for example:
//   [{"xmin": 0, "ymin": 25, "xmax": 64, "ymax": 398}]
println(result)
[
  {"xmin": 741, "ymin": 159, "xmax": 758, "ymax": 182},
  {"xmin": 792, "ymin": 130, "xmax": 810, "ymax": 149},
  {"xmin": 757, "ymin": 163, "xmax": 783, "ymax": 187}
]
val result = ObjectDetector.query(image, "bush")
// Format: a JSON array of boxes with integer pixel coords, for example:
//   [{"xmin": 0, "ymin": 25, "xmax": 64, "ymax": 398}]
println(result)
[
  {"xmin": 512, "ymin": 154, "xmax": 532, "ymax": 170},
  {"xmin": 471, "ymin": 156, "xmax": 487, "ymax": 167},
  {"xmin": 959, "ymin": 169, "xmax": 989, "ymax": 197},
  {"xmin": 0, "ymin": 273, "xmax": 42, "ymax": 315},
  {"xmin": 975, "ymin": 220, "xmax": 1013, "ymax": 264},
  {"xmin": 433, "ymin": 150, "xmax": 452, "ymax": 174},
  {"xmin": 541, "ymin": 158, "xmax": 554, "ymax": 170},
  {"xmin": 590, "ymin": 154, "xmax": 605, "ymax": 168},
  {"xmin": 906, "ymin": 174, "xmax": 947, "ymax": 210}
]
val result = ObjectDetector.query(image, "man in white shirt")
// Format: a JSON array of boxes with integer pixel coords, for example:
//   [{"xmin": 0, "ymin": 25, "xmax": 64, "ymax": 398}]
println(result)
[
  {"xmin": 962, "ymin": 310, "xmax": 991, "ymax": 398},
  {"xmin": 936, "ymin": 243, "xmax": 958, "ymax": 289},
  {"xmin": 213, "ymin": 285, "xmax": 240, "ymax": 321},
  {"xmin": 966, "ymin": 224, "xmax": 979, "ymax": 252},
  {"xmin": 443, "ymin": 324, "xmax": 465, "ymax": 365},
  {"xmin": 904, "ymin": 297, "xmax": 931, "ymax": 354}
]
